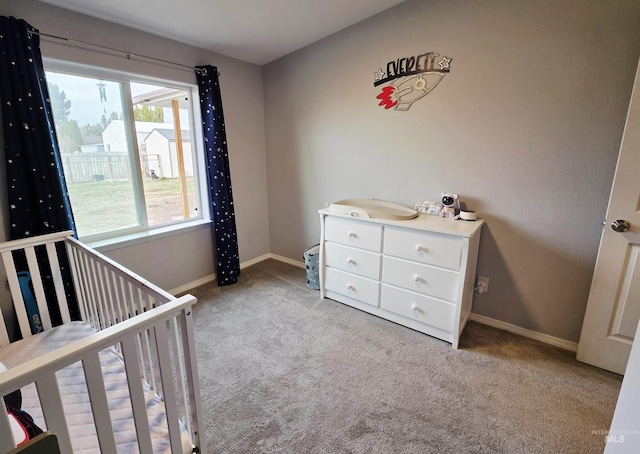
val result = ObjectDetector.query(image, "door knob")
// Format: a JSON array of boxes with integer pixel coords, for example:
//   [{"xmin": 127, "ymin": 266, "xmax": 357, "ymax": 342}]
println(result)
[{"xmin": 611, "ymin": 219, "xmax": 631, "ymax": 233}]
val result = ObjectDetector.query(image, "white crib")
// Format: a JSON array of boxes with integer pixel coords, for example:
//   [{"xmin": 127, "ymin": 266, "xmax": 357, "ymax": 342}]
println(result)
[{"xmin": 0, "ymin": 231, "xmax": 205, "ymax": 453}]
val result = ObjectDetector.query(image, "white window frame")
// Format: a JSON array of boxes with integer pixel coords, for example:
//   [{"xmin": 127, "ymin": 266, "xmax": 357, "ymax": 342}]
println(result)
[{"xmin": 44, "ymin": 59, "xmax": 211, "ymax": 248}]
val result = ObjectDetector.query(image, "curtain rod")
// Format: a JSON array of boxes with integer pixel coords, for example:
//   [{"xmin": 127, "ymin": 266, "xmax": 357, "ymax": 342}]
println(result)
[{"xmin": 29, "ymin": 30, "xmax": 216, "ymax": 76}]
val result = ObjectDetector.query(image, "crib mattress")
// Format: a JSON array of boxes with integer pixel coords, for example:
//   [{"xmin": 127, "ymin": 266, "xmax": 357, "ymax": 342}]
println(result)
[{"xmin": 0, "ymin": 321, "xmax": 193, "ymax": 454}]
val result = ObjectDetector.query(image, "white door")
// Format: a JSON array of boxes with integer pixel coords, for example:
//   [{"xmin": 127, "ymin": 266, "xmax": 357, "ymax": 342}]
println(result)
[
  {"xmin": 605, "ymin": 318, "xmax": 640, "ymax": 453},
  {"xmin": 577, "ymin": 58, "xmax": 640, "ymax": 375}
]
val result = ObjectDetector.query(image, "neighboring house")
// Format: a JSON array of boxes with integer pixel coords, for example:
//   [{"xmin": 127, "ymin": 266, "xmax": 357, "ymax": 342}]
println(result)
[
  {"xmin": 79, "ymin": 143, "xmax": 105, "ymax": 153},
  {"xmin": 101, "ymin": 120, "xmax": 192, "ymax": 178}
]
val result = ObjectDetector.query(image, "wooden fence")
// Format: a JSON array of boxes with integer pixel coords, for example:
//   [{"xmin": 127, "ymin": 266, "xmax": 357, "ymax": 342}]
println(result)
[{"xmin": 61, "ymin": 154, "xmax": 160, "ymax": 183}]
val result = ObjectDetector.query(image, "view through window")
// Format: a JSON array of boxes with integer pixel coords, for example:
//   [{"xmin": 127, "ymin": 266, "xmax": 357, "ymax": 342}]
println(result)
[{"xmin": 45, "ymin": 70, "xmax": 201, "ymax": 239}]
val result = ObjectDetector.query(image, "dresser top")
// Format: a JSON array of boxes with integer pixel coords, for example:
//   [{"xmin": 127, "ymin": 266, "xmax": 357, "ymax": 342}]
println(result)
[{"xmin": 319, "ymin": 209, "xmax": 484, "ymax": 238}]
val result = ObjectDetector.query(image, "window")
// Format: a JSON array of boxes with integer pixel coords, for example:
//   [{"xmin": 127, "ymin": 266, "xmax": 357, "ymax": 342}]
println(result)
[{"xmin": 44, "ymin": 65, "xmax": 204, "ymax": 241}]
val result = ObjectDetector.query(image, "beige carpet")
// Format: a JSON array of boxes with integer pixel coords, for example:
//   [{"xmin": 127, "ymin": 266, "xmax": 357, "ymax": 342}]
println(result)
[{"xmin": 189, "ymin": 259, "xmax": 621, "ymax": 453}]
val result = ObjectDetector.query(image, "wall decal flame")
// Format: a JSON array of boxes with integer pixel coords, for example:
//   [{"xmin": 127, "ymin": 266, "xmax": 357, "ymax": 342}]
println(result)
[{"xmin": 376, "ymin": 86, "xmax": 398, "ymax": 110}]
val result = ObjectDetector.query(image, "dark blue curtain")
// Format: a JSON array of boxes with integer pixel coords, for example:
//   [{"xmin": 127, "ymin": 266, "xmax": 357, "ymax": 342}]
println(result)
[
  {"xmin": 0, "ymin": 16, "xmax": 78, "ymax": 326},
  {"xmin": 0, "ymin": 16, "xmax": 76, "ymax": 238},
  {"xmin": 196, "ymin": 65, "xmax": 240, "ymax": 286}
]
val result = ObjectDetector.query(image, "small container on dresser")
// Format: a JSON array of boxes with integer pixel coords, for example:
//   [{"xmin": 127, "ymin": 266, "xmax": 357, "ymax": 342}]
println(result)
[{"xmin": 318, "ymin": 209, "xmax": 483, "ymax": 348}]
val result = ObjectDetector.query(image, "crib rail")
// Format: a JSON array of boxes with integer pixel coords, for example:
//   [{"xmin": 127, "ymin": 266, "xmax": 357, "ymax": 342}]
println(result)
[
  {"xmin": 0, "ymin": 230, "xmax": 178, "ymax": 342},
  {"xmin": 0, "ymin": 295, "xmax": 204, "ymax": 453},
  {"xmin": 64, "ymin": 236, "xmax": 175, "ymax": 331},
  {"xmin": 0, "ymin": 232, "xmax": 205, "ymax": 453}
]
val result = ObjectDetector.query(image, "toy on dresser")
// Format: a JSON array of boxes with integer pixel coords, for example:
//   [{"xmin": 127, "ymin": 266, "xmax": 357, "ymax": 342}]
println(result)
[
  {"xmin": 441, "ymin": 192, "xmax": 460, "ymax": 219},
  {"xmin": 415, "ymin": 193, "xmax": 465, "ymax": 219}
]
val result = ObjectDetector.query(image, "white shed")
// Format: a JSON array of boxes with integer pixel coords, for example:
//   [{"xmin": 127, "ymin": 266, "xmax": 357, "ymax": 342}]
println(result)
[
  {"xmin": 102, "ymin": 120, "xmax": 168, "ymax": 153},
  {"xmin": 143, "ymin": 128, "xmax": 192, "ymax": 179}
]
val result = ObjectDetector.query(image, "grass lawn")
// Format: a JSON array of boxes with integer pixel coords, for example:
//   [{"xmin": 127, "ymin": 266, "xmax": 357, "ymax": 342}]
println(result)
[{"xmin": 68, "ymin": 177, "xmax": 198, "ymax": 237}]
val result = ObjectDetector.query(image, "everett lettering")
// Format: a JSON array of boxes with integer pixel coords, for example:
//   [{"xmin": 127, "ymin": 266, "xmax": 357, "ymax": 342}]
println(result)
[{"xmin": 376, "ymin": 51, "xmax": 449, "ymax": 87}]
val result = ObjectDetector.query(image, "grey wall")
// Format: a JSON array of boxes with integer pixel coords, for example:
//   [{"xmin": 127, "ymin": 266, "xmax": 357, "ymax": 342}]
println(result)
[
  {"xmin": 3, "ymin": 0, "xmax": 640, "ymax": 345},
  {"xmin": 264, "ymin": 0, "xmax": 640, "ymax": 342},
  {"xmin": 0, "ymin": 0, "xmax": 271, "ymax": 292}
]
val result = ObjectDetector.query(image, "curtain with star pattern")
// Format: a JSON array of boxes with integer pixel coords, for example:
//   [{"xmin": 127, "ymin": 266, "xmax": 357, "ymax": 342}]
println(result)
[
  {"xmin": 195, "ymin": 66, "xmax": 240, "ymax": 286},
  {"xmin": 0, "ymin": 16, "xmax": 79, "ymax": 326},
  {"xmin": 0, "ymin": 16, "xmax": 76, "ymax": 239}
]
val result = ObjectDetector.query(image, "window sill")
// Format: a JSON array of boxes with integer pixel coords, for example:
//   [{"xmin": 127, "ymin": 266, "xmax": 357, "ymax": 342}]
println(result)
[{"xmin": 88, "ymin": 219, "xmax": 212, "ymax": 253}]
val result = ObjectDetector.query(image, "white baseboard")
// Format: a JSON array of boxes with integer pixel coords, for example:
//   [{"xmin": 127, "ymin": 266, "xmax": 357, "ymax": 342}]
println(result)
[
  {"xmin": 267, "ymin": 253, "xmax": 306, "ymax": 268},
  {"xmin": 240, "ymin": 252, "xmax": 306, "ymax": 269},
  {"xmin": 169, "ymin": 253, "xmax": 305, "ymax": 295},
  {"xmin": 169, "ymin": 273, "xmax": 216, "ymax": 295},
  {"xmin": 240, "ymin": 253, "xmax": 272, "ymax": 269},
  {"xmin": 470, "ymin": 313, "xmax": 578, "ymax": 352}
]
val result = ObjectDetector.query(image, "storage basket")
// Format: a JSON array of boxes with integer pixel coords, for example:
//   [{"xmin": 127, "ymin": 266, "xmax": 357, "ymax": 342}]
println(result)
[{"xmin": 303, "ymin": 244, "xmax": 320, "ymax": 290}]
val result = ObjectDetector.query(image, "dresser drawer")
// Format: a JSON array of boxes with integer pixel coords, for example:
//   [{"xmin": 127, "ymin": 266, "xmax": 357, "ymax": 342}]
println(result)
[
  {"xmin": 325, "ymin": 217, "xmax": 382, "ymax": 252},
  {"xmin": 384, "ymin": 226, "xmax": 462, "ymax": 270},
  {"xmin": 382, "ymin": 256, "xmax": 459, "ymax": 302},
  {"xmin": 324, "ymin": 267, "xmax": 380, "ymax": 307},
  {"xmin": 381, "ymin": 284, "xmax": 455, "ymax": 332},
  {"xmin": 325, "ymin": 242, "xmax": 381, "ymax": 280}
]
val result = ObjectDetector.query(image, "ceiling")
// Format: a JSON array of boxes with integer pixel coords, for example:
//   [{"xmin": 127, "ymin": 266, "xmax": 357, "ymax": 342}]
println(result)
[{"xmin": 38, "ymin": 0, "xmax": 406, "ymax": 65}]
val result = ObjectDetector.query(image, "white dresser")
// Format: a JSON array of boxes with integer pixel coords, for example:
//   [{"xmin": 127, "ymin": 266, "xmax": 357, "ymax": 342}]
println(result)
[{"xmin": 319, "ymin": 209, "xmax": 483, "ymax": 348}]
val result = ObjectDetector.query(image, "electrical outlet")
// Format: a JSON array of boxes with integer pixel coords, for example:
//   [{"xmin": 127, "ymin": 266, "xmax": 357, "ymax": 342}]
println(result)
[{"xmin": 477, "ymin": 276, "xmax": 489, "ymax": 294}]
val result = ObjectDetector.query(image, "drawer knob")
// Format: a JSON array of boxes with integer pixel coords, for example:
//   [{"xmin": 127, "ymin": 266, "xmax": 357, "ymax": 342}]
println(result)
[
  {"xmin": 346, "ymin": 284, "xmax": 355, "ymax": 291},
  {"xmin": 415, "ymin": 245, "xmax": 423, "ymax": 252},
  {"xmin": 347, "ymin": 258, "xmax": 355, "ymax": 265},
  {"xmin": 411, "ymin": 304, "xmax": 419, "ymax": 312},
  {"xmin": 413, "ymin": 275, "xmax": 422, "ymax": 283},
  {"xmin": 347, "ymin": 231, "xmax": 356, "ymax": 238}
]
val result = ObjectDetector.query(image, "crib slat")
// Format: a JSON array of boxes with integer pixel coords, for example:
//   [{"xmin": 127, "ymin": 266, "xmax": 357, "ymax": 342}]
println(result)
[
  {"xmin": 100, "ymin": 266, "xmax": 115, "ymax": 327},
  {"xmin": 86, "ymin": 252, "xmax": 102, "ymax": 328},
  {"xmin": 171, "ymin": 317, "xmax": 190, "ymax": 435},
  {"xmin": 117, "ymin": 275, "xmax": 129, "ymax": 321},
  {"xmin": 106, "ymin": 271, "xmax": 118, "ymax": 323},
  {"xmin": 24, "ymin": 246, "xmax": 53, "ymax": 330},
  {"xmin": 155, "ymin": 321, "xmax": 183, "ymax": 454},
  {"xmin": 78, "ymin": 249, "xmax": 93, "ymax": 323},
  {"xmin": 136, "ymin": 286, "xmax": 145, "ymax": 314},
  {"xmin": 116, "ymin": 275, "xmax": 131, "ymax": 321},
  {"xmin": 146, "ymin": 293, "xmax": 162, "ymax": 393},
  {"xmin": 45, "ymin": 242, "xmax": 71, "ymax": 324},
  {"xmin": 84, "ymin": 253, "xmax": 101, "ymax": 329},
  {"xmin": 121, "ymin": 277, "xmax": 132, "ymax": 320},
  {"xmin": 90, "ymin": 259, "xmax": 105, "ymax": 329},
  {"xmin": 135, "ymin": 332, "xmax": 149, "ymax": 386},
  {"xmin": 2, "ymin": 251, "xmax": 33, "ymax": 340},
  {"xmin": 83, "ymin": 353, "xmax": 118, "ymax": 453},
  {"xmin": 180, "ymin": 307, "xmax": 206, "ymax": 452},
  {"xmin": 142, "ymin": 327, "xmax": 158, "ymax": 394},
  {"xmin": 139, "ymin": 290, "xmax": 158, "ymax": 392},
  {"xmin": 70, "ymin": 247, "xmax": 88, "ymax": 320},
  {"xmin": 36, "ymin": 372, "xmax": 74, "ymax": 454},
  {"xmin": 0, "ymin": 399, "xmax": 16, "ymax": 451},
  {"xmin": 102, "ymin": 267, "xmax": 117, "ymax": 326},
  {"xmin": 109, "ymin": 273, "xmax": 122, "ymax": 322},
  {"xmin": 126, "ymin": 280, "xmax": 136, "ymax": 320},
  {"xmin": 121, "ymin": 334, "xmax": 154, "ymax": 453},
  {"xmin": 96, "ymin": 266, "xmax": 112, "ymax": 327},
  {"xmin": 65, "ymin": 243, "xmax": 82, "ymax": 318},
  {"xmin": 0, "ymin": 318, "xmax": 9, "ymax": 347},
  {"xmin": 77, "ymin": 251, "xmax": 94, "ymax": 325}
]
